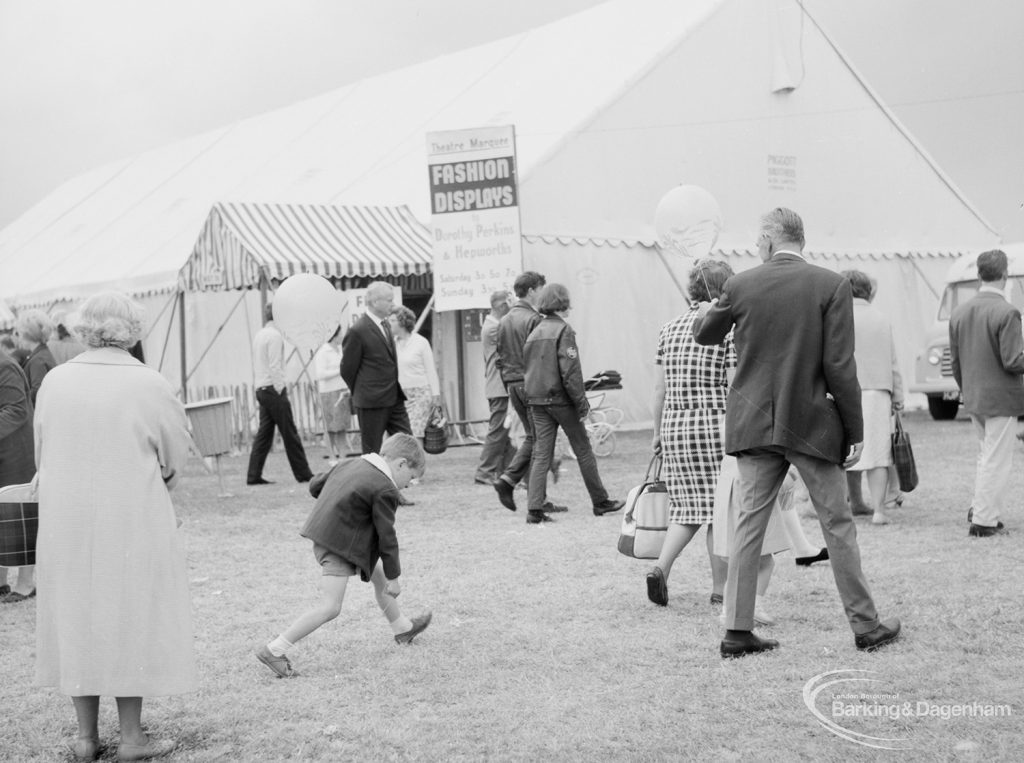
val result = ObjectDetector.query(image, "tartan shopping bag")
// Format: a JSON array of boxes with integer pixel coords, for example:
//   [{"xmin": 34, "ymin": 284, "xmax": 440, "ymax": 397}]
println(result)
[
  {"xmin": 0, "ymin": 483, "xmax": 38, "ymax": 568},
  {"xmin": 891, "ymin": 413, "xmax": 919, "ymax": 493},
  {"xmin": 617, "ymin": 455, "xmax": 669, "ymax": 559}
]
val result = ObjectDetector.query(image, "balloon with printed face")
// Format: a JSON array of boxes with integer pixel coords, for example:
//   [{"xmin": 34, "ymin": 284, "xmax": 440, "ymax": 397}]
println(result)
[
  {"xmin": 272, "ymin": 273, "xmax": 343, "ymax": 354},
  {"xmin": 654, "ymin": 185, "xmax": 722, "ymax": 260}
]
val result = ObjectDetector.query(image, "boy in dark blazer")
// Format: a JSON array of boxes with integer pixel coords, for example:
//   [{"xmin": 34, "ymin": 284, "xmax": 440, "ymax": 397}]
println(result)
[{"xmin": 255, "ymin": 434, "xmax": 431, "ymax": 678}]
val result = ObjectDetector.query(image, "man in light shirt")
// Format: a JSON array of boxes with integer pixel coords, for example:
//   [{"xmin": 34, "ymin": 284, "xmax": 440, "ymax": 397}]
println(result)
[
  {"xmin": 246, "ymin": 303, "xmax": 314, "ymax": 485},
  {"xmin": 949, "ymin": 249, "xmax": 1024, "ymax": 537}
]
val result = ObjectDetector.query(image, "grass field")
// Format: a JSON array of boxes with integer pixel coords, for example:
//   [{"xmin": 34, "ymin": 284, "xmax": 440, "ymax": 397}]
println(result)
[{"xmin": 1, "ymin": 410, "xmax": 1022, "ymax": 761}]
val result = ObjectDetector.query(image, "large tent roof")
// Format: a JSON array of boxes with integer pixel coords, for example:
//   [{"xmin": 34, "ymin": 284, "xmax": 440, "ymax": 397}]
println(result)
[{"xmin": 0, "ymin": 0, "xmax": 998, "ymax": 309}]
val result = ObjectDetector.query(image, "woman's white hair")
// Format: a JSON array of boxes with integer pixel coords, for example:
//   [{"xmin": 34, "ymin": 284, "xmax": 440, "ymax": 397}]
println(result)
[
  {"xmin": 14, "ymin": 309, "xmax": 55, "ymax": 345},
  {"xmin": 72, "ymin": 292, "xmax": 146, "ymax": 350}
]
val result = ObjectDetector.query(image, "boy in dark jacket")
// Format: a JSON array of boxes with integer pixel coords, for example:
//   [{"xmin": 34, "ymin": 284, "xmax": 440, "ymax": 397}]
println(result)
[{"xmin": 256, "ymin": 434, "xmax": 431, "ymax": 678}]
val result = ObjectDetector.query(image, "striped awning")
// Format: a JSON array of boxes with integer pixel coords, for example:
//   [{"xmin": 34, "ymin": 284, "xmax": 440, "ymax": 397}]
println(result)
[{"xmin": 179, "ymin": 202, "xmax": 433, "ymax": 291}]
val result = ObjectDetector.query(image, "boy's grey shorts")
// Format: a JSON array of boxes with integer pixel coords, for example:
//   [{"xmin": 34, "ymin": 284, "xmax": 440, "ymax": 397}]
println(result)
[{"xmin": 312, "ymin": 543, "xmax": 358, "ymax": 577}]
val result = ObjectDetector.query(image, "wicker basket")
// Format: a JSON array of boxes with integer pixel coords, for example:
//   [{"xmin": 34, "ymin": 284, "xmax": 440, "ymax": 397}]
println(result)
[{"xmin": 184, "ymin": 397, "xmax": 235, "ymax": 456}]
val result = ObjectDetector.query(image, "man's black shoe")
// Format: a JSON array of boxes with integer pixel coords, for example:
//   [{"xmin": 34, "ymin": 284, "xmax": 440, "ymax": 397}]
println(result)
[
  {"xmin": 247, "ymin": 478, "xmax": 274, "ymax": 485},
  {"xmin": 968, "ymin": 522, "xmax": 1006, "ymax": 537},
  {"xmin": 720, "ymin": 631, "xmax": 779, "ymax": 659},
  {"xmin": 795, "ymin": 548, "xmax": 829, "ymax": 567},
  {"xmin": 855, "ymin": 617, "xmax": 902, "ymax": 651},
  {"xmin": 526, "ymin": 511, "xmax": 554, "ymax": 524},
  {"xmin": 543, "ymin": 501, "xmax": 568, "ymax": 513},
  {"xmin": 593, "ymin": 499, "xmax": 625, "ymax": 516},
  {"xmin": 495, "ymin": 479, "xmax": 517, "ymax": 511}
]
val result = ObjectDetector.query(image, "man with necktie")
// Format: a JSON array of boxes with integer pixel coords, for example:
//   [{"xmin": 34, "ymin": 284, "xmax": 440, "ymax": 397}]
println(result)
[{"xmin": 341, "ymin": 281, "xmax": 412, "ymax": 455}]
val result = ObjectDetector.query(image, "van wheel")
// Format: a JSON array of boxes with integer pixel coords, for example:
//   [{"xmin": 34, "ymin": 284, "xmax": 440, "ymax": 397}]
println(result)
[{"xmin": 927, "ymin": 396, "xmax": 959, "ymax": 420}]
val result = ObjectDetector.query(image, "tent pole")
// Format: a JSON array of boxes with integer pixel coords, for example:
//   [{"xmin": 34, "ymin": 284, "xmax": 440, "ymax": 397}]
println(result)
[
  {"xmin": 181, "ymin": 289, "xmax": 250, "ymax": 386},
  {"xmin": 178, "ymin": 290, "xmax": 188, "ymax": 402},
  {"xmin": 413, "ymin": 294, "xmax": 434, "ymax": 334},
  {"xmin": 142, "ymin": 289, "xmax": 179, "ymax": 343},
  {"xmin": 157, "ymin": 290, "xmax": 180, "ymax": 373},
  {"xmin": 454, "ymin": 311, "xmax": 466, "ymax": 421},
  {"xmin": 259, "ymin": 271, "xmax": 269, "ymax": 318}
]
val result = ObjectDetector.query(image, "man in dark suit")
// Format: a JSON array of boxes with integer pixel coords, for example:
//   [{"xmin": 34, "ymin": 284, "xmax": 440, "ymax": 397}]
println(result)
[
  {"xmin": 694, "ymin": 207, "xmax": 900, "ymax": 658},
  {"xmin": 341, "ymin": 281, "xmax": 412, "ymax": 454},
  {"xmin": 949, "ymin": 249, "xmax": 1024, "ymax": 537}
]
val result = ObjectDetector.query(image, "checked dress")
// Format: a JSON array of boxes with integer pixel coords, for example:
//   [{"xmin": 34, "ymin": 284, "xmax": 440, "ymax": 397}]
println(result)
[{"xmin": 655, "ymin": 306, "xmax": 736, "ymax": 524}]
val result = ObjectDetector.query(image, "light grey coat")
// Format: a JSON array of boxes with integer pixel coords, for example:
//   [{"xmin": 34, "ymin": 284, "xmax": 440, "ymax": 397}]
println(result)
[{"xmin": 34, "ymin": 348, "xmax": 196, "ymax": 696}]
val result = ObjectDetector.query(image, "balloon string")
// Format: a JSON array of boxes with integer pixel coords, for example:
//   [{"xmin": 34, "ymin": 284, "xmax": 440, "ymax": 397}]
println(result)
[{"xmin": 655, "ymin": 248, "xmax": 690, "ymax": 304}]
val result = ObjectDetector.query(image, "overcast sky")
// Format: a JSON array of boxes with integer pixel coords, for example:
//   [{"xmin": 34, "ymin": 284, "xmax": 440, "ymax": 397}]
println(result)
[{"xmin": 1, "ymin": 0, "xmax": 1021, "ymax": 239}]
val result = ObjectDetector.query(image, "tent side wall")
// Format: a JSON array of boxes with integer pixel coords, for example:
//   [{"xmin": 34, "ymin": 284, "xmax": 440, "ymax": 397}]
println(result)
[{"xmin": 523, "ymin": 236, "xmax": 957, "ymax": 427}]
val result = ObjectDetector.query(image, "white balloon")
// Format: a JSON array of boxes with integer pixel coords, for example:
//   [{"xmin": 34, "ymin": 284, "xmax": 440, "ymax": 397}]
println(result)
[
  {"xmin": 272, "ymin": 274, "xmax": 343, "ymax": 354},
  {"xmin": 654, "ymin": 185, "xmax": 722, "ymax": 260}
]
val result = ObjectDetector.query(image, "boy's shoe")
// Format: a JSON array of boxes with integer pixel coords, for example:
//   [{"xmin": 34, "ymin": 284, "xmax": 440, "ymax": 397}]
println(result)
[
  {"xmin": 395, "ymin": 611, "xmax": 433, "ymax": 644},
  {"xmin": 526, "ymin": 511, "xmax": 554, "ymax": 524},
  {"xmin": 255, "ymin": 645, "xmax": 298, "ymax": 678}
]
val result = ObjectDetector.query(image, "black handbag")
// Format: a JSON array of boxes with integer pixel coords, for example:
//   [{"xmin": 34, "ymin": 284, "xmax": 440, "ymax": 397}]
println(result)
[
  {"xmin": 423, "ymin": 405, "xmax": 449, "ymax": 455},
  {"xmin": 891, "ymin": 413, "xmax": 918, "ymax": 492}
]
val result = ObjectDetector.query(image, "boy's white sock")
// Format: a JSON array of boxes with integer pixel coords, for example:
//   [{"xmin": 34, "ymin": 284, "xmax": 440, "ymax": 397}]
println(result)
[
  {"xmin": 390, "ymin": 616, "xmax": 413, "ymax": 635},
  {"xmin": 379, "ymin": 595, "xmax": 413, "ymax": 634},
  {"xmin": 267, "ymin": 636, "xmax": 294, "ymax": 657}
]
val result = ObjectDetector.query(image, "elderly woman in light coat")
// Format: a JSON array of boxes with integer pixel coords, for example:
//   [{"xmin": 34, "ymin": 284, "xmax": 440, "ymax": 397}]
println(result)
[
  {"xmin": 34, "ymin": 292, "xmax": 195, "ymax": 761},
  {"xmin": 841, "ymin": 271, "xmax": 904, "ymax": 526}
]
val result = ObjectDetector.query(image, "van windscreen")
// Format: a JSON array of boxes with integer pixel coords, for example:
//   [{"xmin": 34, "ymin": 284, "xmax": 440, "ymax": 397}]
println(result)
[{"xmin": 938, "ymin": 277, "xmax": 1024, "ymax": 320}]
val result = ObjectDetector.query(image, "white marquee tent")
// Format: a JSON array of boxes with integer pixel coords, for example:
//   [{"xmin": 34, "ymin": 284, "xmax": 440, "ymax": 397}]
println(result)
[{"xmin": 0, "ymin": 0, "xmax": 999, "ymax": 428}]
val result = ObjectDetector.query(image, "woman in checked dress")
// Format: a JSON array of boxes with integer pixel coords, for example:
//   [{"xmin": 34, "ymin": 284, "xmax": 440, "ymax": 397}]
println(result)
[{"xmin": 646, "ymin": 260, "xmax": 734, "ymax": 607}]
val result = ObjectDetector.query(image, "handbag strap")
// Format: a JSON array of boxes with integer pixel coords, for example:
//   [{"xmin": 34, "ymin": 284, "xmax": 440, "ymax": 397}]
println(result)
[
  {"xmin": 626, "ymin": 454, "xmax": 664, "ymax": 521},
  {"xmin": 893, "ymin": 411, "xmax": 904, "ymax": 437},
  {"xmin": 645, "ymin": 453, "xmax": 663, "ymax": 482}
]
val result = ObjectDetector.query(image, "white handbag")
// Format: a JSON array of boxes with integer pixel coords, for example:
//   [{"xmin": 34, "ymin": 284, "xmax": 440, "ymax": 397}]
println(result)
[{"xmin": 617, "ymin": 455, "xmax": 669, "ymax": 559}]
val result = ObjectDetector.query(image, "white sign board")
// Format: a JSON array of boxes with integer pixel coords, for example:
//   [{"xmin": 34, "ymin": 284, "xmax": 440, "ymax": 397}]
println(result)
[{"xmin": 427, "ymin": 125, "xmax": 523, "ymax": 311}]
